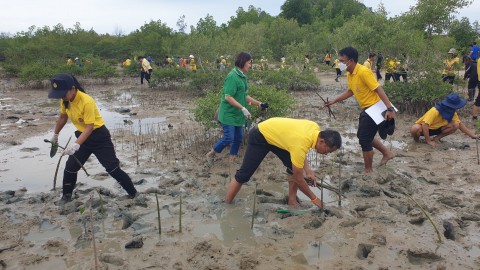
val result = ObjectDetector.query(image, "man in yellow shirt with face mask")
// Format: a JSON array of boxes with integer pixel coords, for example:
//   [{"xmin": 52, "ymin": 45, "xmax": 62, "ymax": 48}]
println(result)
[
  {"xmin": 442, "ymin": 48, "xmax": 460, "ymax": 84},
  {"xmin": 325, "ymin": 47, "xmax": 396, "ymax": 173}
]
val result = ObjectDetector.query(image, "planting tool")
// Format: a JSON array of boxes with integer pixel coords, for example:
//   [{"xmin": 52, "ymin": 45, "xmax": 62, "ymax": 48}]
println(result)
[
  {"xmin": 315, "ymin": 92, "xmax": 336, "ymax": 119},
  {"xmin": 44, "ymin": 139, "xmax": 90, "ymax": 177},
  {"xmin": 276, "ymin": 208, "xmax": 308, "ymax": 216}
]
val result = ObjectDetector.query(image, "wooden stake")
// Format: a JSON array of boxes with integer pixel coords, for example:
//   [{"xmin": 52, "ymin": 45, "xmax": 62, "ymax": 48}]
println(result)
[
  {"xmin": 251, "ymin": 183, "xmax": 258, "ymax": 230},
  {"xmin": 476, "ymin": 139, "xmax": 479, "ymax": 165},
  {"xmin": 89, "ymin": 194, "xmax": 99, "ymax": 270},
  {"xmin": 179, "ymin": 194, "xmax": 182, "ymax": 233},
  {"xmin": 155, "ymin": 193, "xmax": 161, "ymax": 235},
  {"xmin": 53, "ymin": 137, "xmax": 72, "ymax": 190}
]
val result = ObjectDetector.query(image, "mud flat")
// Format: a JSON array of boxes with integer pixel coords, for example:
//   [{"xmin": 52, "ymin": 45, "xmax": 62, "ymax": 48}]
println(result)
[{"xmin": 0, "ymin": 75, "xmax": 479, "ymax": 269}]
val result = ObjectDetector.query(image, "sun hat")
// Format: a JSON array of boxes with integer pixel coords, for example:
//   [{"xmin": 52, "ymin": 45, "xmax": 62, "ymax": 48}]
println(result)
[
  {"xmin": 189, "ymin": 55, "xmax": 194, "ymax": 58},
  {"xmin": 48, "ymin": 73, "xmax": 74, "ymax": 99},
  {"xmin": 448, "ymin": 48, "xmax": 456, "ymax": 54},
  {"xmin": 440, "ymin": 93, "xmax": 466, "ymax": 109}
]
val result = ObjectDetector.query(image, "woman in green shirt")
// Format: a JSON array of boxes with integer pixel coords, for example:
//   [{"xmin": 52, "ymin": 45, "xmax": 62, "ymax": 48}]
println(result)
[{"xmin": 206, "ymin": 52, "xmax": 268, "ymax": 164}]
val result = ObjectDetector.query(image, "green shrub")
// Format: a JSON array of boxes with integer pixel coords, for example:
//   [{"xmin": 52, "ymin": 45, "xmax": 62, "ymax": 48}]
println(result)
[
  {"xmin": 383, "ymin": 71, "xmax": 454, "ymax": 116},
  {"xmin": 83, "ymin": 57, "xmax": 118, "ymax": 83},
  {"xmin": 249, "ymin": 68, "xmax": 320, "ymax": 91},
  {"xmin": 123, "ymin": 62, "xmax": 140, "ymax": 77},
  {"xmin": 187, "ymin": 70, "xmax": 225, "ymax": 95},
  {"xmin": 150, "ymin": 67, "xmax": 190, "ymax": 89},
  {"xmin": 192, "ymin": 85, "xmax": 296, "ymax": 129},
  {"xmin": 19, "ymin": 62, "xmax": 56, "ymax": 88}
]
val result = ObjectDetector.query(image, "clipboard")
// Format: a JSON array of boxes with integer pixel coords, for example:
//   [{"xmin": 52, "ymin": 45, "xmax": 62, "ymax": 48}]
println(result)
[{"xmin": 365, "ymin": 100, "xmax": 398, "ymax": 125}]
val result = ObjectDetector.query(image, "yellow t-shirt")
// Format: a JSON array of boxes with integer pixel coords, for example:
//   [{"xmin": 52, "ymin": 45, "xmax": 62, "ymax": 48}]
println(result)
[
  {"xmin": 477, "ymin": 59, "xmax": 479, "ymax": 80},
  {"xmin": 347, "ymin": 63, "xmax": 381, "ymax": 109},
  {"xmin": 334, "ymin": 59, "xmax": 339, "ymax": 68},
  {"xmin": 415, "ymin": 107, "xmax": 461, "ymax": 130},
  {"xmin": 442, "ymin": 57, "xmax": 459, "ymax": 75},
  {"xmin": 363, "ymin": 59, "xmax": 372, "ymax": 71},
  {"xmin": 141, "ymin": 58, "xmax": 152, "ymax": 72},
  {"xmin": 60, "ymin": 91, "xmax": 105, "ymax": 132},
  {"xmin": 258, "ymin": 117, "xmax": 320, "ymax": 168}
]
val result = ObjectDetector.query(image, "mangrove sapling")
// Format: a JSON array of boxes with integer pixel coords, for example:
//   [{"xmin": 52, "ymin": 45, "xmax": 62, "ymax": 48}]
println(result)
[
  {"xmin": 251, "ymin": 183, "xmax": 258, "ymax": 230},
  {"xmin": 155, "ymin": 193, "xmax": 161, "ymax": 235},
  {"xmin": 406, "ymin": 194, "xmax": 442, "ymax": 243},
  {"xmin": 53, "ymin": 137, "xmax": 72, "ymax": 190},
  {"xmin": 95, "ymin": 189, "xmax": 105, "ymax": 216}
]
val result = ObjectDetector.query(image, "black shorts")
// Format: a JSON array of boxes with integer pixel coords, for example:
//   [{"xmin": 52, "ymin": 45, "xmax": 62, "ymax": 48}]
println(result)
[
  {"xmin": 336, "ymin": 68, "xmax": 341, "ymax": 76},
  {"xmin": 427, "ymin": 128, "xmax": 442, "ymax": 136},
  {"xmin": 357, "ymin": 110, "xmax": 378, "ymax": 152},
  {"xmin": 235, "ymin": 126, "xmax": 292, "ymax": 183}
]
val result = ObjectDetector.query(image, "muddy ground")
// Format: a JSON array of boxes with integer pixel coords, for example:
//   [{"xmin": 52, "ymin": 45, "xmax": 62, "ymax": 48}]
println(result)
[{"xmin": 0, "ymin": 73, "xmax": 479, "ymax": 270}]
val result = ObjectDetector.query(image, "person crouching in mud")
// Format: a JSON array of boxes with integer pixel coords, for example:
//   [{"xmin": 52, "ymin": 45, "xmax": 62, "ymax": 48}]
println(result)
[{"xmin": 225, "ymin": 117, "xmax": 341, "ymax": 209}]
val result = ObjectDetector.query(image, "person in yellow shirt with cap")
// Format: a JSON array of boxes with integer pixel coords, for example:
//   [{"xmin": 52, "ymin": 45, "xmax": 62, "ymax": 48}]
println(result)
[
  {"xmin": 225, "ymin": 117, "xmax": 341, "ymax": 208},
  {"xmin": 325, "ymin": 46, "xmax": 396, "ymax": 173},
  {"xmin": 442, "ymin": 48, "xmax": 460, "ymax": 84},
  {"xmin": 48, "ymin": 73, "xmax": 137, "ymax": 203},
  {"xmin": 411, "ymin": 93, "xmax": 478, "ymax": 146}
]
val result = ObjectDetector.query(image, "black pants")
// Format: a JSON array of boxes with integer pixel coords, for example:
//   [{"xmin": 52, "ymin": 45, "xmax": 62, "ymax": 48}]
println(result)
[
  {"xmin": 235, "ymin": 126, "xmax": 292, "ymax": 183},
  {"xmin": 140, "ymin": 70, "xmax": 151, "ymax": 84},
  {"xmin": 376, "ymin": 67, "xmax": 382, "ymax": 80},
  {"xmin": 385, "ymin": 73, "xmax": 397, "ymax": 82},
  {"xmin": 63, "ymin": 126, "xmax": 137, "ymax": 196},
  {"xmin": 442, "ymin": 75, "xmax": 455, "ymax": 84}
]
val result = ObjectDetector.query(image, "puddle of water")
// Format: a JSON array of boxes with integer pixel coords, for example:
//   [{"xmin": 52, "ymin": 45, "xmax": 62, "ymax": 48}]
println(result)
[
  {"xmin": 24, "ymin": 257, "xmax": 68, "ymax": 270},
  {"xmin": 0, "ymin": 103, "xmax": 165, "ymax": 193},
  {"xmin": 192, "ymin": 207, "xmax": 263, "ymax": 247},
  {"xmin": 25, "ymin": 224, "xmax": 82, "ymax": 245},
  {"xmin": 302, "ymin": 241, "xmax": 335, "ymax": 265}
]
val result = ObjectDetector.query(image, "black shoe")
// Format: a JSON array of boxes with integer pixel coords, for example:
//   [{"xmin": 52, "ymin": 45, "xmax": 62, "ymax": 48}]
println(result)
[
  {"xmin": 378, "ymin": 121, "xmax": 388, "ymax": 140},
  {"xmin": 387, "ymin": 118, "xmax": 395, "ymax": 136},
  {"xmin": 55, "ymin": 193, "xmax": 73, "ymax": 206}
]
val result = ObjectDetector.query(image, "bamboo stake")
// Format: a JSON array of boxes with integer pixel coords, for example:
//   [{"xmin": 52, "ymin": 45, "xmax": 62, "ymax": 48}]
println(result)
[
  {"xmin": 155, "ymin": 193, "xmax": 161, "ymax": 235},
  {"xmin": 476, "ymin": 139, "xmax": 479, "ymax": 165},
  {"xmin": 251, "ymin": 183, "xmax": 258, "ymax": 230},
  {"xmin": 405, "ymin": 194, "xmax": 442, "ymax": 243},
  {"xmin": 53, "ymin": 137, "xmax": 72, "ymax": 190},
  {"xmin": 179, "ymin": 194, "xmax": 182, "ymax": 233},
  {"xmin": 89, "ymin": 194, "xmax": 99, "ymax": 269}
]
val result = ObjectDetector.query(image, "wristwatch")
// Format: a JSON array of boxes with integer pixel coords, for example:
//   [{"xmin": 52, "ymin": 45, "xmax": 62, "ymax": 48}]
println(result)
[{"xmin": 387, "ymin": 106, "xmax": 395, "ymax": 112}]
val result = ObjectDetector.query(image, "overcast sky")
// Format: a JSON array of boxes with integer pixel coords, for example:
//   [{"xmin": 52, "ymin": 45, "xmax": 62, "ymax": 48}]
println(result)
[{"xmin": 1, "ymin": 0, "xmax": 478, "ymax": 35}]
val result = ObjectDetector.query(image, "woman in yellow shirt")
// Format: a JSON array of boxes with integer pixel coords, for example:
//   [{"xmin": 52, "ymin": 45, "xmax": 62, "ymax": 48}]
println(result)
[{"xmin": 48, "ymin": 73, "xmax": 137, "ymax": 202}]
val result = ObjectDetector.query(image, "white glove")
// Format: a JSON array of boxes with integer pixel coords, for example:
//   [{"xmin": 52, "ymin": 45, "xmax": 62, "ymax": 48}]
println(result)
[
  {"xmin": 62, "ymin": 143, "xmax": 80, "ymax": 156},
  {"xmin": 241, "ymin": 107, "xmax": 251, "ymax": 118},
  {"xmin": 51, "ymin": 133, "xmax": 59, "ymax": 144}
]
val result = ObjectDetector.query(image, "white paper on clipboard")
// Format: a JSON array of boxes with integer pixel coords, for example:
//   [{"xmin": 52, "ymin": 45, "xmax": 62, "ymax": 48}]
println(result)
[{"xmin": 365, "ymin": 100, "xmax": 398, "ymax": 125}]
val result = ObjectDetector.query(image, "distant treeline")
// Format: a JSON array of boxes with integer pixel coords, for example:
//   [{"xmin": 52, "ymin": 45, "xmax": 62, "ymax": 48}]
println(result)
[{"xmin": 0, "ymin": 0, "xmax": 477, "ymax": 79}]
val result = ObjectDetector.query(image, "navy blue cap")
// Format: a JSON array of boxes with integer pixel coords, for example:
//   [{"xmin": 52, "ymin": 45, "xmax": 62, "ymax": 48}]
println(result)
[{"xmin": 48, "ymin": 73, "xmax": 74, "ymax": 99}]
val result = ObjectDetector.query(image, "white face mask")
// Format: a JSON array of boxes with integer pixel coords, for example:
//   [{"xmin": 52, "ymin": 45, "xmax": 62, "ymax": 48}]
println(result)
[{"xmin": 339, "ymin": 62, "xmax": 348, "ymax": 71}]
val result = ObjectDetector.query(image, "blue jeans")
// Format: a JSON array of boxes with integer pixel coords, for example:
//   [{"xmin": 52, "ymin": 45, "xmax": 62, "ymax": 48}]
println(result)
[{"xmin": 213, "ymin": 124, "xmax": 244, "ymax": 155}]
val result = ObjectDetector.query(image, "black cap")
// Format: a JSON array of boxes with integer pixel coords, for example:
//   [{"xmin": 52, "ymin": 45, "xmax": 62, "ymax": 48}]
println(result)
[{"xmin": 48, "ymin": 73, "xmax": 74, "ymax": 99}]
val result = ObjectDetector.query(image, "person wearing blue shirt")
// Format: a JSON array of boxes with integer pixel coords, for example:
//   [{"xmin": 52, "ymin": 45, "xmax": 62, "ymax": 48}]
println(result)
[{"xmin": 469, "ymin": 42, "xmax": 479, "ymax": 62}]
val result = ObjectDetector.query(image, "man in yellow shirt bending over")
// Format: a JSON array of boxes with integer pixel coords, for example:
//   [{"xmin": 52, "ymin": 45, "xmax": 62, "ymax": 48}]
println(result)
[
  {"xmin": 225, "ymin": 118, "xmax": 341, "ymax": 209},
  {"xmin": 410, "ymin": 94, "xmax": 478, "ymax": 146}
]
